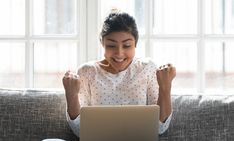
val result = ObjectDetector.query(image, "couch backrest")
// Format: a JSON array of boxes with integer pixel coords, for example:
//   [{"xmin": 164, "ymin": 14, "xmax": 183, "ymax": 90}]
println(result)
[
  {"xmin": 1, "ymin": 89, "xmax": 234, "ymax": 141},
  {"xmin": 0, "ymin": 89, "xmax": 78, "ymax": 141},
  {"xmin": 160, "ymin": 95, "xmax": 234, "ymax": 141}
]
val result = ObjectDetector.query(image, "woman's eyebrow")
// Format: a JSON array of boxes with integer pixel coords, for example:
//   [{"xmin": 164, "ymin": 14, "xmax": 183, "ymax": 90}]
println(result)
[
  {"xmin": 106, "ymin": 39, "xmax": 117, "ymax": 42},
  {"xmin": 122, "ymin": 39, "xmax": 133, "ymax": 42},
  {"xmin": 106, "ymin": 38, "xmax": 133, "ymax": 43}
]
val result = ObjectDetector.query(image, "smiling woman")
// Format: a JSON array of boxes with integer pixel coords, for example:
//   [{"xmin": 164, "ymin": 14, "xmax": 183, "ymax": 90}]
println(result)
[{"xmin": 62, "ymin": 10, "xmax": 176, "ymax": 138}]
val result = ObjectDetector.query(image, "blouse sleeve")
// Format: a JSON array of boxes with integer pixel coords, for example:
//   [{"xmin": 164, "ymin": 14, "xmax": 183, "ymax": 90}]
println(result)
[
  {"xmin": 146, "ymin": 60, "xmax": 172, "ymax": 134},
  {"xmin": 146, "ymin": 60, "xmax": 159, "ymax": 105},
  {"xmin": 77, "ymin": 65, "xmax": 91, "ymax": 107},
  {"xmin": 66, "ymin": 65, "xmax": 92, "ymax": 137},
  {"xmin": 66, "ymin": 112, "xmax": 81, "ymax": 137},
  {"xmin": 159, "ymin": 112, "xmax": 172, "ymax": 134}
]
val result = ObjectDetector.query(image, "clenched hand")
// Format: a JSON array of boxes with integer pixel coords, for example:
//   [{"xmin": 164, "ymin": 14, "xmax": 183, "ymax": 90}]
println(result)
[
  {"xmin": 62, "ymin": 70, "xmax": 81, "ymax": 98},
  {"xmin": 156, "ymin": 64, "xmax": 176, "ymax": 92}
]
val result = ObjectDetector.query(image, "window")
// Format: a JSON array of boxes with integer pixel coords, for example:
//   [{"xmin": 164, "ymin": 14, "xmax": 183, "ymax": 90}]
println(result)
[
  {"xmin": 99, "ymin": 0, "xmax": 234, "ymax": 93},
  {"xmin": 0, "ymin": 0, "xmax": 233, "ymax": 94},
  {"xmin": 0, "ymin": 43, "xmax": 25, "ymax": 88},
  {"xmin": 0, "ymin": 0, "xmax": 81, "ymax": 88}
]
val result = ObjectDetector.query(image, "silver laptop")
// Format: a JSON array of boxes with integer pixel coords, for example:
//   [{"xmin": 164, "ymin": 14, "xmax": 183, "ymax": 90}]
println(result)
[{"xmin": 80, "ymin": 105, "xmax": 160, "ymax": 141}]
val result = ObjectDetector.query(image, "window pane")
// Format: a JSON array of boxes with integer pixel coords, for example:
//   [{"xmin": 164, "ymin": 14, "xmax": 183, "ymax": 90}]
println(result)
[
  {"xmin": 0, "ymin": 0, "xmax": 25, "ymax": 35},
  {"xmin": 34, "ymin": 42, "xmax": 78, "ymax": 88},
  {"xmin": 32, "ymin": 0, "xmax": 77, "ymax": 35},
  {"xmin": 205, "ymin": 0, "xmax": 234, "ymax": 34},
  {"xmin": 151, "ymin": 41, "xmax": 197, "ymax": 89},
  {"xmin": 135, "ymin": 39, "xmax": 146, "ymax": 58},
  {"xmin": 153, "ymin": 0, "xmax": 197, "ymax": 34},
  {"xmin": 205, "ymin": 41, "xmax": 234, "ymax": 92},
  {"xmin": 0, "ymin": 43, "xmax": 25, "ymax": 88},
  {"xmin": 100, "ymin": 0, "xmax": 146, "ymax": 34}
]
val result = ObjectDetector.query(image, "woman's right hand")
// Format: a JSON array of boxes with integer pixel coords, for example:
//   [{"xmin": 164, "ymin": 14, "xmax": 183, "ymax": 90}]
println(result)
[
  {"xmin": 62, "ymin": 70, "xmax": 81, "ymax": 119},
  {"xmin": 62, "ymin": 70, "xmax": 81, "ymax": 98}
]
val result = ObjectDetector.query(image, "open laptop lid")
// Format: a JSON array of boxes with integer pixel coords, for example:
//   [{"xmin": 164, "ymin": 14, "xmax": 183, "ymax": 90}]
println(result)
[{"xmin": 80, "ymin": 105, "xmax": 160, "ymax": 141}]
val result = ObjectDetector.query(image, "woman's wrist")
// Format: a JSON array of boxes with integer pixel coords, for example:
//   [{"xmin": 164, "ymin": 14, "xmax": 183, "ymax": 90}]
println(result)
[
  {"xmin": 159, "ymin": 84, "xmax": 171, "ymax": 96},
  {"xmin": 66, "ymin": 93, "xmax": 80, "ymax": 119}
]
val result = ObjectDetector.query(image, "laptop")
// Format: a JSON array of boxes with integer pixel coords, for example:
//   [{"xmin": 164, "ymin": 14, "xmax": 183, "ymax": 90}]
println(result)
[{"xmin": 80, "ymin": 105, "xmax": 160, "ymax": 141}]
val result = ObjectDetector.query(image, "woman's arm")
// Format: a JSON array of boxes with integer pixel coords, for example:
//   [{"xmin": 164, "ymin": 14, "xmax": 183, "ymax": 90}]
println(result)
[
  {"xmin": 63, "ymin": 70, "xmax": 81, "ymax": 119},
  {"xmin": 157, "ymin": 84, "xmax": 172, "ymax": 122},
  {"xmin": 156, "ymin": 64, "xmax": 176, "ymax": 122}
]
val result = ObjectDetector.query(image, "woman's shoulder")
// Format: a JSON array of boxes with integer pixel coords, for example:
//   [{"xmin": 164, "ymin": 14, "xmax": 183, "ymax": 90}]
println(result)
[
  {"xmin": 128, "ymin": 58, "xmax": 157, "ymax": 75},
  {"xmin": 133, "ymin": 57, "xmax": 157, "ymax": 69},
  {"xmin": 77, "ymin": 60, "xmax": 98, "ymax": 75}
]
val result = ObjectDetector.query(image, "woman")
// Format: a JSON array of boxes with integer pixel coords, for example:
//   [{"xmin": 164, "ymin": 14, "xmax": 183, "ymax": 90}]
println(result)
[{"xmin": 62, "ymin": 10, "xmax": 176, "ymax": 137}]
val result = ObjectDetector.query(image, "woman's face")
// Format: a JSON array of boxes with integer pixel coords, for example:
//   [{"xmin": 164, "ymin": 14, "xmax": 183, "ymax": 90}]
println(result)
[{"xmin": 102, "ymin": 31, "xmax": 136, "ymax": 73}]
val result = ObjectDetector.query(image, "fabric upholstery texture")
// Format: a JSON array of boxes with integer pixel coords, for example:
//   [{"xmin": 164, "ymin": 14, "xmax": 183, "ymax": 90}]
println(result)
[
  {"xmin": 160, "ymin": 95, "xmax": 234, "ymax": 141},
  {"xmin": 0, "ymin": 88, "xmax": 233, "ymax": 141},
  {"xmin": 0, "ymin": 89, "xmax": 78, "ymax": 141}
]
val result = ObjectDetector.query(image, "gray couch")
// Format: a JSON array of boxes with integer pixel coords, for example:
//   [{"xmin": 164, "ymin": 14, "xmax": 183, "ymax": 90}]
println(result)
[{"xmin": 0, "ymin": 88, "xmax": 234, "ymax": 141}]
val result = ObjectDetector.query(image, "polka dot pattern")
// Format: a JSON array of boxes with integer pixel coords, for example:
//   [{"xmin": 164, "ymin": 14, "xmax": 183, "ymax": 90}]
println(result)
[
  {"xmin": 77, "ymin": 58, "xmax": 159, "ymax": 107},
  {"xmin": 67, "ymin": 57, "xmax": 172, "ymax": 136}
]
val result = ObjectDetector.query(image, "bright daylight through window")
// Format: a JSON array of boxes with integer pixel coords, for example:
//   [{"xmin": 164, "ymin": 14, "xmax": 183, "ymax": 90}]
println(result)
[{"xmin": 0, "ymin": 0, "xmax": 233, "ymax": 94}]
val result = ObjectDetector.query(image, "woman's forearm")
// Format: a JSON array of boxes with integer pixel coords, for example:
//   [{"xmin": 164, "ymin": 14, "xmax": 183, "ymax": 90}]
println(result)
[
  {"xmin": 157, "ymin": 87, "xmax": 172, "ymax": 122},
  {"xmin": 66, "ymin": 93, "xmax": 80, "ymax": 120}
]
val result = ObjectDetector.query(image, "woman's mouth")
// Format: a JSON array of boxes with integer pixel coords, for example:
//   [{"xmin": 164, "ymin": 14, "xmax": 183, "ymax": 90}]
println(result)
[{"xmin": 113, "ymin": 58, "xmax": 126, "ymax": 63}]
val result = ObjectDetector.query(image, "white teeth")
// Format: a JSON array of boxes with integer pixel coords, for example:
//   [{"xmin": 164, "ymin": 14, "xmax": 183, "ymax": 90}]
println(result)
[{"xmin": 114, "ymin": 58, "xmax": 124, "ymax": 62}]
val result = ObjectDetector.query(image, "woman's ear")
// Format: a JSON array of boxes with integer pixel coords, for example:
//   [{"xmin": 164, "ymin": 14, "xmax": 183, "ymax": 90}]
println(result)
[
  {"xmin": 100, "ymin": 40, "xmax": 104, "ymax": 48},
  {"xmin": 100, "ymin": 38, "xmax": 106, "ymax": 48},
  {"xmin": 99, "ymin": 37, "xmax": 104, "ymax": 46}
]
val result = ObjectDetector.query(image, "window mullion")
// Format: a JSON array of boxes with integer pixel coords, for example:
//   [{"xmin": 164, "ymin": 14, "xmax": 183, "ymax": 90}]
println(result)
[
  {"xmin": 25, "ymin": 0, "xmax": 34, "ymax": 88},
  {"xmin": 86, "ymin": 0, "xmax": 99, "ymax": 61},
  {"xmin": 145, "ymin": 0, "xmax": 153, "ymax": 57},
  {"xmin": 77, "ymin": 0, "xmax": 87, "ymax": 66},
  {"xmin": 197, "ymin": 0, "xmax": 205, "ymax": 93}
]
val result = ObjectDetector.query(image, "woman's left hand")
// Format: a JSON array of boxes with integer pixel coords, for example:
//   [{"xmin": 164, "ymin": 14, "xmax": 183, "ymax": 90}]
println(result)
[
  {"xmin": 156, "ymin": 64, "xmax": 176, "ymax": 92},
  {"xmin": 156, "ymin": 64, "xmax": 176, "ymax": 122}
]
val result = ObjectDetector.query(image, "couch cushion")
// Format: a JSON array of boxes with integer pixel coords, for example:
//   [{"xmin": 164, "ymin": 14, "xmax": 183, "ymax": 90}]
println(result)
[
  {"xmin": 1, "ymin": 89, "xmax": 234, "ymax": 141},
  {"xmin": 0, "ymin": 89, "xmax": 78, "ymax": 141},
  {"xmin": 160, "ymin": 95, "xmax": 234, "ymax": 141}
]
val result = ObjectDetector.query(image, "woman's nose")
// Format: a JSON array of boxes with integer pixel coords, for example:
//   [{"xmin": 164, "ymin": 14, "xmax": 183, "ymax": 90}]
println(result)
[{"xmin": 115, "ymin": 46, "xmax": 124, "ymax": 55}]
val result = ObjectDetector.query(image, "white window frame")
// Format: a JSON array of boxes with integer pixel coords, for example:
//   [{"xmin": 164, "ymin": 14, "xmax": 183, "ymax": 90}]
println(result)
[
  {"xmin": 0, "ymin": 0, "xmax": 233, "ymax": 92},
  {"xmin": 93, "ymin": 0, "xmax": 234, "ymax": 93},
  {"xmin": 0, "ymin": 0, "xmax": 88, "ymax": 88},
  {"xmin": 24, "ymin": 0, "xmax": 86, "ymax": 88}
]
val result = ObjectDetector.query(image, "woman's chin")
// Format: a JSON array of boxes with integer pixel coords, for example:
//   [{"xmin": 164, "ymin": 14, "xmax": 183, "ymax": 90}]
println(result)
[
  {"xmin": 114, "ymin": 65, "xmax": 127, "ymax": 72},
  {"xmin": 109, "ymin": 59, "xmax": 132, "ymax": 72}
]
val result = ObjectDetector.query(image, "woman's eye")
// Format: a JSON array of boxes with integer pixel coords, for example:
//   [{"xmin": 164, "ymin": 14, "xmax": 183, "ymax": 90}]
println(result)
[
  {"xmin": 123, "ymin": 45, "xmax": 131, "ymax": 48},
  {"xmin": 106, "ymin": 45, "xmax": 116, "ymax": 48}
]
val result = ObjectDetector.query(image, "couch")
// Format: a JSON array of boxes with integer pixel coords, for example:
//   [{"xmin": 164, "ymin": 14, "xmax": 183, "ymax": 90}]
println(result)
[{"xmin": 0, "ymin": 88, "xmax": 234, "ymax": 141}]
